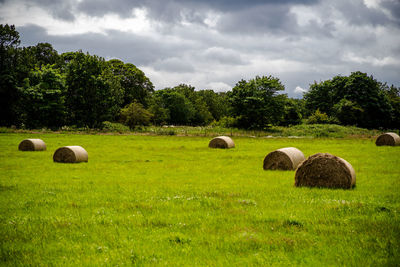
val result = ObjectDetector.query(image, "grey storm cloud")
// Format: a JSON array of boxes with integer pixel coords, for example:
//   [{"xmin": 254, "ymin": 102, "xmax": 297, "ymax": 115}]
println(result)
[
  {"xmin": 381, "ymin": 0, "xmax": 400, "ymax": 25},
  {"xmin": 18, "ymin": 24, "xmax": 197, "ymax": 66},
  {"xmin": 76, "ymin": 0, "xmax": 319, "ymax": 19},
  {"xmin": 2, "ymin": 0, "xmax": 400, "ymax": 95}
]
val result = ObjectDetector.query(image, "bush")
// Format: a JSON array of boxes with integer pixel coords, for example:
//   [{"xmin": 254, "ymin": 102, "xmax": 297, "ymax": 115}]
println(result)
[
  {"xmin": 211, "ymin": 116, "xmax": 238, "ymax": 128},
  {"xmin": 101, "ymin": 121, "xmax": 130, "ymax": 132},
  {"xmin": 120, "ymin": 101, "xmax": 153, "ymax": 129},
  {"xmin": 306, "ymin": 109, "xmax": 337, "ymax": 124}
]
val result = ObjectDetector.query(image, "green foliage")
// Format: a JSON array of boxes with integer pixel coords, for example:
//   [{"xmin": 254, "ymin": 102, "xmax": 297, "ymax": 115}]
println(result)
[
  {"xmin": 228, "ymin": 75, "xmax": 286, "ymax": 129},
  {"xmin": 120, "ymin": 101, "xmax": 153, "ymax": 129},
  {"xmin": 65, "ymin": 52, "xmax": 120, "ymax": 128},
  {"xmin": 154, "ymin": 89, "xmax": 195, "ymax": 125},
  {"xmin": 333, "ymin": 99, "xmax": 364, "ymax": 126},
  {"xmin": 18, "ymin": 65, "xmax": 66, "ymax": 129},
  {"xmin": 212, "ymin": 116, "xmax": 238, "ymax": 128},
  {"xmin": 101, "ymin": 121, "xmax": 130, "ymax": 132},
  {"xmin": 306, "ymin": 109, "xmax": 337, "ymax": 125},
  {"xmin": 196, "ymin": 90, "xmax": 229, "ymax": 121},
  {"xmin": 383, "ymin": 85, "xmax": 400, "ymax": 129},
  {"xmin": 107, "ymin": 59, "xmax": 154, "ymax": 107},
  {"xmin": 0, "ymin": 24, "xmax": 20, "ymax": 48},
  {"xmin": 0, "ymin": 24, "xmax": 21, "ymax": 126},
  {"xmin": 280, "ymin": 98, "xmax": 303, "ymax": 126},
  {"xmin": 1, "ymin": 133, "xmax": 399, "ymax": 265},
  {"xmin": 304, "ymin": 71, "xmax": 394, "ymax": 129}
]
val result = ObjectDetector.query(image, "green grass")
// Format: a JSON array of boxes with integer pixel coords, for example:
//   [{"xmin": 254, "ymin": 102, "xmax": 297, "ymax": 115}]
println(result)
[{"xmin": 0, "ymin": 133, "xmax": 399, "ymax": 266}]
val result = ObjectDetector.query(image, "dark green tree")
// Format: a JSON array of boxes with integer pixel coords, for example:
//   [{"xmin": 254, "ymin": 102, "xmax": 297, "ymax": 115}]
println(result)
[
  {"xmin": 65, "ymin": 52, "xmax": 120, "ymax": 128},
  {"xmin": 228, "ymin": 75, "xmax": 285, "ymax": 129},
  {"xmin": 304, "ymin": 71, "xmax": 393, "ymax": 128},
  {"xmin": 383, "ymin": 85, "xmax": 400, "ymax": 129},
  {"xmin": 107, "ymin": 59, "xmax": 154, "ymax": 107},
  {"xmin": 333, "ymin": 99, "xmax": 364, "ymax": 126},
  {"xmin": 280, "ymin": 98, "xmax": 303, "ymax": 126},
  {"xmin": 152, "ymin": 88, "xmax": 195, "ymax": 125},
  {"xmin": 344, "ymin": 71, "xmax": 392, "ymax": 128},
  {"xmin": 197, "ymin": 90, "xmax": 230, "ymax": 121},
  {"xmin": 19, "ymin": 65, "xmax": 66, "ymax": 129},
  {"xmin": 0, "ymin": 24, "xmax": 21, "ymax": 126}
]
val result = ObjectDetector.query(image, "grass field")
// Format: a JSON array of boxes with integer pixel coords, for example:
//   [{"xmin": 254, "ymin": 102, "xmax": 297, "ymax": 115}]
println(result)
[{"xmin": 1, "ymin": 133, "xmax": 399, "ymax": 266}]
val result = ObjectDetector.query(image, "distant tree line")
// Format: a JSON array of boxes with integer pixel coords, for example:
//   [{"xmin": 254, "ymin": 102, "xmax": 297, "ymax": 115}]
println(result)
[{"xmin": 1, "ymin": 24, "xmax": 399, "ymax": 130}]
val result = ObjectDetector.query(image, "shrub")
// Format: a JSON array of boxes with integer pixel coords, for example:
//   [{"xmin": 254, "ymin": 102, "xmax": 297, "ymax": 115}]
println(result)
[
  {"xmin": 120, "ymin": 101, "xmax": 153, "ymax": 129},
  {"xmin": 306, "ymin": 109, "xmax": 337, "ymax": 124},
  {"xmin": 211, "ymin": 116, "xmax": 238, "ymax": 128},
  {"xmin": 101, "ymin": 121, "xmax": 130, "ymax": 132}
]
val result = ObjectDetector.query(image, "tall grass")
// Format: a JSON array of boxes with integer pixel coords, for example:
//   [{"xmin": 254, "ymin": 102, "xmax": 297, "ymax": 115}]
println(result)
[{"xmin": 0, "ymin": 133, "xmax": 399, "ymax": 265}]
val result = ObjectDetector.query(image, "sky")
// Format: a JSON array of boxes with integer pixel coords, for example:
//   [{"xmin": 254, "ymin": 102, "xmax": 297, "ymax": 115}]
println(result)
[{"xmin": 1, "ymin": 0, "xmax": 399, "ymax": 97}]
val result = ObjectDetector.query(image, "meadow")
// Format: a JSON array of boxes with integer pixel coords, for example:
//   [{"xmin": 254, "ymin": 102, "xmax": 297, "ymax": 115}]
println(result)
[{"xmin": 0, "ymin": 133, "xmax": 399, "ymax": 266}]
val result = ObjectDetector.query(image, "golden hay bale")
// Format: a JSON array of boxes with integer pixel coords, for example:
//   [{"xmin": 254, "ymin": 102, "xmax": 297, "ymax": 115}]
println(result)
[
  {"xmin": 375, "ymin": 132, "xmax": 400, "ymax": 146},
  {"xmin": 18, "ymin": 139, "xmax": 46, "ymax": 151},
  {"xmin": 263, "ymin": 147, "xmax": 305, "ymax": 170},
  {"xmin": 53, "ymin": 146, "xmax": 88, "ymax": 163},
  {"xmin": 208, "ymin": 136, "xmax": 235, "ymax": 149},
  {"xmin": 295, "ymin": 153, "xmax": 356, "ymax": 189}
]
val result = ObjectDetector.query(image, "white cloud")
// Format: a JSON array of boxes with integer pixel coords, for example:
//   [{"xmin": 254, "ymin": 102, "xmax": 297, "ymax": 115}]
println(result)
[{"xmin": 294, "ymin": 86, "xmax": 307, "ymax": 94}]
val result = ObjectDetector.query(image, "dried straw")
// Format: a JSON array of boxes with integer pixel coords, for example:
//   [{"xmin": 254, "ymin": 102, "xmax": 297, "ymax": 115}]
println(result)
[
  {"xmin": 295, "ymin": 153, "xmax": 356, "ymax": 189},
  {"xmin": 263, "ymin": 147, "xmax": 305, "ymax": 170},
  {"xmin": 375, "ymin": 132, "xmax": 400, "ymax": 146},
  {"xmin": 208, "ymin": 136, "xmax": 235, "ymax": 149},
  {"xmin": 53, "ymin": 146, "xmax": 88, "ymax": 163},
  {"xmin": 18, "ymin": 139, "xmax": 46, "ymax": 151}
]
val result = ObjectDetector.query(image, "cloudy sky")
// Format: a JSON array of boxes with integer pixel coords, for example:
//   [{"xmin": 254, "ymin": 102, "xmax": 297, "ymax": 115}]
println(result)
[{"xmin": 1, "ymin": 0, "xmax": 399, "ymax": 97}]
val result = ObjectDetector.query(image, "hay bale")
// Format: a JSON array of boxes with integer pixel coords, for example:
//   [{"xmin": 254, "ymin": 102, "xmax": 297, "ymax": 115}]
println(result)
[
  {"xmin": 295, "ymin": 153, "xmax": 355, "ymax": 189},
  {"xmin": 18, "ymin": 139, "xmax": 46, "ymax": 151},
  {"xmin": 209, "ymin": 136, "xmax": 235, "ymax": 149},
  {"xmin": 53, "ymin": 146, "xmax": 88, "ymax": 163},
  {"xmin": 375, "ymin": 132, "xmax": 400, "ymax": 146},
  {"xmin": 263, "ymin": 147, "xmax": 305, "ymax": 170}
]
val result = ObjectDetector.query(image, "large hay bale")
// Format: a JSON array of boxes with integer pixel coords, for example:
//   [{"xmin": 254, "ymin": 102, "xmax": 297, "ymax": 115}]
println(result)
[
  {"xmin": 208, "ymin": 136, "xmax": 235, "ymax": 149},
  {"xmin": 18, "ymin": 139, "xmax": 46, "ymax": 151},
  {"xmin": 295, "ymin": 153, "xmax": 355, "ymax": 189},
  {"xmin": 263, "ymin": 147, "xmax": 305, "ymax": 170},
  {"xmin": 375, "ymin": 132, "xmax": 400, "ymax": 146},
  {"xmin": 53, "ymin": 146, "xmax": 88, "ymax": 163}
]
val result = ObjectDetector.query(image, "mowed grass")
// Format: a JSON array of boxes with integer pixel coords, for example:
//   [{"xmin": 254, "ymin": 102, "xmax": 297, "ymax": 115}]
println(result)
[{"xmin": 0, "ymin": 133, "xmax": 399, "ymax": 266}]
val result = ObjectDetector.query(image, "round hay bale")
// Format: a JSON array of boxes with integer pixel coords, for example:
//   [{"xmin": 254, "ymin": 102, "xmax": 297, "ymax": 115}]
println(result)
[
  {"xmin": 375, "ymin": 132, "xmax": 400, "ymax": 146},
  {"xmin": 18, "ymin": 139, "xmax": 46, "ymax": 151},
  {"xmin": 263, "ymin": 147, "xmax": 305, "ymax": 170},
  {"xmin": 295, "ymin": 153, "xmax": 356, "ymax": 189},
  {"xmin": 53, "ymin": 146, "xmax": 88, "ymax": 163},
  {"xmin": 208, "ymin": 136, "xmax": 235, "ymax": 149}
]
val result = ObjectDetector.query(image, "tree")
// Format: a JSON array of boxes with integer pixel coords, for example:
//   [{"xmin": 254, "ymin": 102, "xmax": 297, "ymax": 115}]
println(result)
[
  {"xmin": 343, "ymin": 71, "xmax": 392, "ymax": 128},
  {"xmin": 197, "ymin": 90, "xmax": 230, "ymax": 121},
  {"xmin": 23, "ymin": 43, "xmax": 60, "ymax": 68},
  {"xmin": 152, "ymin": 89, "xmax": 195, "ymax": 125},
  {"xmin": 107, "ymin": 59, "xmax": 154, "ymax": 107},
  {"xmin": 65, "ymin": 52, "xmax": 120, "ymax": 128},
  {"xmin": 304, "ymin": 71, "xmax": 393, "ymax": 129},
  {"xmin": 280, "ymin": 98, "xmax": 303, "ymax": 126},
  {"xmin": 18, "ymin": 65, "xmax": 66, "ymax": 129},
  {"xmin": 0, "ymin": 24, "xmax": 20, "ymax": 48},
  {"xmin": 0, "ymin": 24, "xmax": 21, "ymax": 126},
  {"xmin": 120, "ymin": 101, "xmax": 153, "ymax": 129},
  {"xmin": 383, "ymin": 85, "xmax": 400, "ymax": 129},
  {"xmin": 228, "ymin": 75, "xmax": 285, "ymax": 129},
  {"xmin": 333, "ymin": 99, "xmax": 364, "ymax": 126}
]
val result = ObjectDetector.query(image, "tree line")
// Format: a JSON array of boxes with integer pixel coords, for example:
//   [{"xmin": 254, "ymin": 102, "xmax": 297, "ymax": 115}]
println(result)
[{"xmin": 1, "ymin": 24, "xmax": 399, "ymax": 130}]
